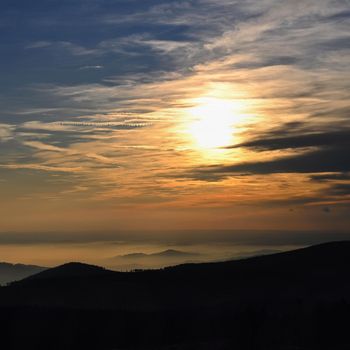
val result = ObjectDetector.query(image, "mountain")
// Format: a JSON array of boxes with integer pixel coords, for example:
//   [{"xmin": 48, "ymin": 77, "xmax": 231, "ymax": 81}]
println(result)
[
  {"xmin": 1, "ymin": 241, "xmax": 350, "ymax": 349},
  {"xmin": 153, "ymin": 249, "xmax": 200, "ymax": 258},
  {"xmin": 25, "ymin": 262, "xmax": 114, "ymax": 281},
  {"xmin": 230, "ymin": 248, "xmax": 282, "ymax": 260},
  {"xmin": 120, "ymin": 252, "xmax": 148, "ymax": 259},
  {"xmin": 0, "ymin": 262, "xmax": 46, "ymax": 285},
  {"xmin": 119, "ymin": 249, "xmax": 200, "ymax": 259},
  {"xmin": 6, "ymin": 241, "xmax": 350, "ymax": 307},
  {"xmin": 108, "ymin": 249, "xmax": 202, "ymax": 270}
]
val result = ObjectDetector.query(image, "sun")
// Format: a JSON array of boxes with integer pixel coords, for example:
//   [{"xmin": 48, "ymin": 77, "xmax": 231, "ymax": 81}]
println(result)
[{"xmin": 188, "ymin": 97, "xmax": 245, "ymax": 149}]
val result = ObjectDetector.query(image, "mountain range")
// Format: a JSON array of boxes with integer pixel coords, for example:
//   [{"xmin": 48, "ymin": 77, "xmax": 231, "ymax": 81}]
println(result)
[
  {"xmin": 118, "ymin": 249, "xmax": 200, "ymax": 259},
  {"xmin": 1, "ymin": 241, "xmax": 350, "ymax": 349},
  {"xmin": 107, "ymin": 248, "xmax": 203, "ymax": 270}
]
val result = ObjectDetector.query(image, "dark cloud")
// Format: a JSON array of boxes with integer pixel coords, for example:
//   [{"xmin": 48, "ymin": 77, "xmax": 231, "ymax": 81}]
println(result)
[
  {"xmin": 326, "ymin": 183, "xmax": 350, "ymax": 196},
  {"xmin": 318, "ymin": 37, "xmax": 350, "ymax": 51},
  {"xmin": 311, "ymin": 173, "xmax": 350, "ymax": 181},
  {"xmin": 309, "ymin": 106, "xmax": 350, "ymax": 121},
  {"xmin": 189, "ymin": 128, "xmax": 350, "ymax": 180},
  {"xmin": 326, "ymin": 9, "xmax": 350, "ymax": 21},
  {"xmin": 232, "ymin": 56, "xmax": 298, "ymax": 69},
  {"xmin": 229, "ymin": 130, "xmax": 350, "ymax": 152},
  {"xmin": 192, "ymin": 144, "xmax": 350, "ymax": 180}
]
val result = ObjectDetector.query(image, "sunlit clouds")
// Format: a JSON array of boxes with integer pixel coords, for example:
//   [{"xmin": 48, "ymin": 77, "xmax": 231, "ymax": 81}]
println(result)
[{"xmin": 0, "ymin": 0, "xmax": 349, "ymax": 247}]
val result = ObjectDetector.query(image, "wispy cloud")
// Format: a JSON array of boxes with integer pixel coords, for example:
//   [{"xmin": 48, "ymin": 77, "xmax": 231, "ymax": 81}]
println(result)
[
  {"xmin": 0, "ymin": 124, "xmax": 14, "ymax": 142},
  {"xmin": 0, "ymin": 0, "xmax": 349, "ymax": 232}
]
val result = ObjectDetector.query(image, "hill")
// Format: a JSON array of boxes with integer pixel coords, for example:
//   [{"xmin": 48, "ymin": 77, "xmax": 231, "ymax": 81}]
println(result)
[
  {"xmin": 25, "ymin": 262, "xmax": 114, "ymax": 281},
  {"xmin": 108, "ymin": 249, "xmax": 203, "ymax": 270},
  {"xmin": 0, "ymin": 262, "xmax": 46, "ymax": 285},
  {"xmin": 1, "ymin": 241, "xmax": 350, "ymax": 349},
  {"xmin": 118, "ymin": 249, "xmax": 199, "ymax": 259}
]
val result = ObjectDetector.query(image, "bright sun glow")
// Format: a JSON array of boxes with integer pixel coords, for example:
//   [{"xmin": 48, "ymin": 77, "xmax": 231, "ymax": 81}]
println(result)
[{"xmin": 188, "ymin": 97, "xmax": 246, "ymax": 149}]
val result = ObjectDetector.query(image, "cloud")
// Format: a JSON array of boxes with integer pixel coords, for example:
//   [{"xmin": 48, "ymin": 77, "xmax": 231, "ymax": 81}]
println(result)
[
  {"xmin": 311, "ymin": 173, "xmax": 350, "ymax": 181},
  {"xmin": 26, "ymin": 35, "xmax": 193, "ymax": 63},
  {"xmin": 26, "ymin": 40, "xmax": 99, "ymax": 56},
  {"xmin": 0, "ymin": 164, "xmax": 83, "ymax": 173},
  {"xmin": 20, "ymin": 119, "xmax": 150, "ymax": 133},
  {"xmin": 326, "ymin": 184, "xmax": 350, "ymax": 196},
  {"xmin": 196, "ymin": 146, "xmax": 350, "ymax": 178},
  {"xmin": 0, "ymin": 0, "xmax": 349, "ymax": 231},
  {"xmin": 230, "ymin": 129, "xmax": 350, "ymax": 151},
  {"xmin": 23, "ymin": 140, "xmax": 66, "ymax": 152},
  {"xmin": 0, "ymin": 124, "xmax": 14, "ymax": 142},
  {"xmin": 79, "ymin": 65, "xmax": 104, "ymax": 70},
  {"xmin": 189, "ymin": 128, "xmax": 350, "ymax": 180},
  {"xmin": 25, "ymin": 41, "xmax": 52, "ymax": 49},
  {"xmin": 2, "ymin": 0, "xmax": 349, "ymax": 120}
]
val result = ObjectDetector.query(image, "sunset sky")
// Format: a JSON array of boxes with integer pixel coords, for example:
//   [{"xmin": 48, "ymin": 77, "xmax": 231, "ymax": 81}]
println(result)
[{"xmin": 0, "ymin": 0, "xmax": 349, "ymax": 266}]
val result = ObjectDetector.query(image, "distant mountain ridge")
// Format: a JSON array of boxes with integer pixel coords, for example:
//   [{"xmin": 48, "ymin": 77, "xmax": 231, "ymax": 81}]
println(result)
[
  {"xmin": 118, "ymin": 249, "xmax": 200, "ymax": 259},
  {"xmin": 107, "ymin": 249, "xmax": 203, "ymax": 270},
  {"xmin": 0, "ymin": 262, "xmax": 46, "ymax": 285},
  {"xmin": 8, "ymin": 240, "xmax": 350, "ymax": 290},
  {"xmin": 1, "ymin": 241, "xmax": 350, "ymax": 350}
]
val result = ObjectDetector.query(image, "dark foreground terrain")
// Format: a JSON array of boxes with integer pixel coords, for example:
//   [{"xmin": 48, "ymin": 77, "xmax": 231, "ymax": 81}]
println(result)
[{"xmin": 1, "ymin": 241, "xmax": 350, "ymax": 349}]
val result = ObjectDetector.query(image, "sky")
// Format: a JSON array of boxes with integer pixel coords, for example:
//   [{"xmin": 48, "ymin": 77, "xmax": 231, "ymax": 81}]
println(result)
[{"xmin": 0, "ymin": 0, "xmax": 349, "ymax": 266}]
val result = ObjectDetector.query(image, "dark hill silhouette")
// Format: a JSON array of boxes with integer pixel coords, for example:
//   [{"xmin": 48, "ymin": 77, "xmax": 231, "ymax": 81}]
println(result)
[
  {"xmin": 5, "ymin": 241, "xmax": 350, "ymax": 308},
  {"xmin": 0, "ymin": 262, "xmax": 46, "ymax": 285},
  {"xmin": 167, "ymin": 240, "xmax": 350, "ymax": 273},
  {"xmin": 1, "ymin": 241, "xmax": 350, "ymax": 349},
  {"xmin": 25, "ymin": 262, "xmax": 115, "ymax": 281}
]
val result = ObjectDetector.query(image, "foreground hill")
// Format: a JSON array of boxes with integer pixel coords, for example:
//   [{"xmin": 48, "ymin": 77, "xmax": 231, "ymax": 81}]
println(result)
[
  {"xmin": 0, "ymin": 262, "xmax": 46, "ymax": 285},
  {"xmin": 25, "ymin": 261, "xmax": 115, "ymax": 280},
  {"xmin": 0, "ymin": 241, "xmax": 350, "ymax": 349}
]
